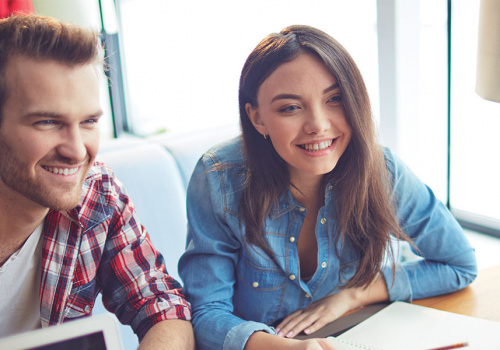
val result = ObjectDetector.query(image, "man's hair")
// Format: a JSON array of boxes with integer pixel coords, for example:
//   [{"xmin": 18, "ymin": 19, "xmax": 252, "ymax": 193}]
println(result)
[{"xmin": 0, "ymin": 14, "xmax": 101, "ymax": 122}]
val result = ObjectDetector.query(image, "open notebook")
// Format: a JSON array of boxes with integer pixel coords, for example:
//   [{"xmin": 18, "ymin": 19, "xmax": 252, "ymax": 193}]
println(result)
[
  {"xmin": 0, "ymin": 314, "xmax": 123, "ymax": 350},
  {"xmin": 328, "ymin": 302, "xmax": 500, "ymax": 350}
]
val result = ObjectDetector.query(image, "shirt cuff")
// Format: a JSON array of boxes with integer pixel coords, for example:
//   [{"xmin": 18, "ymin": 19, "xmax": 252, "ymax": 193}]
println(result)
[
  {"xmin": 223, "ymin": 321, "xmax": 275, "ymax": 350},
  {"xmin": 382, "ymin": 264, "xmax": 413, "ymax": 301}
]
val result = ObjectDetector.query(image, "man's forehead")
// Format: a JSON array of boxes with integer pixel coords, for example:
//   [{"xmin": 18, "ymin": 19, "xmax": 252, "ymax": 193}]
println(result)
[{"xmin": 3, "ymin": 57, "xmax": 101, "ymax": 121}]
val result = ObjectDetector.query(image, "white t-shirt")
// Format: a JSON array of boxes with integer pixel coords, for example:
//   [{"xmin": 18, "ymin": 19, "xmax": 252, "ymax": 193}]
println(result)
[{"xmin": 0, "ymin": 223, "xmax": 43, "ymax": 338}]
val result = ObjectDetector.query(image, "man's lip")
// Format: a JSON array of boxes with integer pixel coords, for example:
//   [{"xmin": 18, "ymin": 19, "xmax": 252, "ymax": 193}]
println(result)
[{"xmin": 41, "ymin": 165, "xmax": 81, "ymax": 176}]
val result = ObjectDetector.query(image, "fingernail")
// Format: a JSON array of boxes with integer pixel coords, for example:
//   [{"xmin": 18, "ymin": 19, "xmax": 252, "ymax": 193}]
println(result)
[
  {"xmin": 275, "ymin": 328, "xmax": 281, "ymax": 333},
  {"xmin": 277, "ymin": 331, "xmax": 284, "ymax": 337},
  {"xmin": 285, "ymin": 331, "xmax": 293, "ymax": 338},
  {"xmin": 304, "ymin": 328, "xmax": 311, "ymax": 334}
]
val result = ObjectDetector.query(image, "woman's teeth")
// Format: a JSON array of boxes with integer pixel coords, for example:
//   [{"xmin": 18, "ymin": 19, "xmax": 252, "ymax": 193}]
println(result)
[{"xmin": 301, "ymin": 139, "xmax": 333, "ymax": 151}]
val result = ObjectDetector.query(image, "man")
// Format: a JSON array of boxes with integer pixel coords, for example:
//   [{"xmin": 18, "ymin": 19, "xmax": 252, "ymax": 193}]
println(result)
[{"xmin": 0, "ymin": 14, "xmax": 194, "ymax": 349}]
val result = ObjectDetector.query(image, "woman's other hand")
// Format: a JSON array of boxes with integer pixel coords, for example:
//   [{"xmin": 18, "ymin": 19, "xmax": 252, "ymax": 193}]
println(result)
[{"xmin": 275, "ymin": 275, "xmax": 389, "ymax": 338}]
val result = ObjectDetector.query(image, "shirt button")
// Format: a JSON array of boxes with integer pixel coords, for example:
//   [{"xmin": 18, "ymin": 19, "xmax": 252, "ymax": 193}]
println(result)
[
  {"xmin": 299, "ymin": 207, "xmax": 306, "ymax": 212},
  {"xmin": 321, "ymin": 262, "xmax": 327, "ymax": 268},
  {"xmin": 289, "ymin": 274, "xmax": 296, "ymax": 281},
  {"xmin": 305, "ymin": 293, "xmax": 311, "ymax": 298},
  {"xmin": 328, "ymin": 185, "xmax": 333, "ymax": 190},
  {"xmin": 320, "ymin": 218, "xmax": 326, "ymax": 224},
  {"xmin": 84, "ymin": 305, "xmax": 91, "ymax": 313},
  {"xmin": 252, "ymin": 281, "xmax": 259, "ymax": 288},
  {"xmin": 289, "ymin": 236, "xmax": 295, "ymax": 243}
]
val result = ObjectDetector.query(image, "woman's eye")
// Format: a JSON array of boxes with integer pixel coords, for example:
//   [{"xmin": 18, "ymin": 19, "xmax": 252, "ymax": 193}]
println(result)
[
  {"xmin": 278, "ymin": 105, "xmax": 300, "ymax": 114},
  {"xmin": 328, "ymin": 95, "xmax": 342, "ymax": 104}
]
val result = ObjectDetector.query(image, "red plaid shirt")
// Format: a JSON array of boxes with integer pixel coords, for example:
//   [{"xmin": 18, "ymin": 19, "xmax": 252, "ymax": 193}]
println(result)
[{"xmin": 39, "ymin": 162, "xmax": 191, "ymax": 339}]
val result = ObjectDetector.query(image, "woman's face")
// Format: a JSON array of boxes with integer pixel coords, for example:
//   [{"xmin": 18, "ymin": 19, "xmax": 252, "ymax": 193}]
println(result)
[{"xmin": 246, "ymin": 53, "xmax": 352, "ymax": 184}]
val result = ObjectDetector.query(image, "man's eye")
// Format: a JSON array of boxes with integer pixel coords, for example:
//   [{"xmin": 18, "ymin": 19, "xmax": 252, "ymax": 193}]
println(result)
[
  {"xmin": 83, "ymin": 118, "xmax": 99, "ymax": 124},
  {"xmin": 35, "ymin": 120, "xmax": 57, "ymax": 126}
]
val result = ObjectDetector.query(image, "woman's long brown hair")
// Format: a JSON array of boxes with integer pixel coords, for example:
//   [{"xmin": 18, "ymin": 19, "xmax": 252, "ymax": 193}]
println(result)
[{"xmin": 238, "ymin": 25, "xmax": 409, "ymax": 288}]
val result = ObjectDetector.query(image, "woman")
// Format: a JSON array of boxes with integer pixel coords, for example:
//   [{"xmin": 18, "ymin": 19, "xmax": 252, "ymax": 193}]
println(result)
[{"xmin": 178, "ymin": 25, "xmax": 477, "ymax": 350}]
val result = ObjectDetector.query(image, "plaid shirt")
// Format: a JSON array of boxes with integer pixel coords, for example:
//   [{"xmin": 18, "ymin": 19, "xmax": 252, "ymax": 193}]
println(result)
[{"xmin": 39, "ymin": 162, "xmax": 191, "ymax": 340}]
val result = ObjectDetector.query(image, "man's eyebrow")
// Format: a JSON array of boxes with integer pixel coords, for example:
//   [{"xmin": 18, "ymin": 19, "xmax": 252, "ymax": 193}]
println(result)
[
  {"xmin": 22, "ymin": 109, "xmax": 104, "ymax": 120},
  {"xmin": 22, "ymin": 111, "xmax": 61, "ymax": 120},
  {"xmin": 91, "ymin": 109, "xmax": 104, "ymax": 118}
]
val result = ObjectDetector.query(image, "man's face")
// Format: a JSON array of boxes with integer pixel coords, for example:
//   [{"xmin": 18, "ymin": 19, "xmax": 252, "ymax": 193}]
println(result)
[{"xmin": 0, "ymin": 56, "xmax": 102, "ymax": 211}]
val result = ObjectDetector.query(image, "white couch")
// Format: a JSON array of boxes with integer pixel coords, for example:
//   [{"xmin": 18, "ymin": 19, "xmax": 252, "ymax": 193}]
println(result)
[{"xmin": 94, "ymin": 124, "xmax": 240, "ymax": 349}]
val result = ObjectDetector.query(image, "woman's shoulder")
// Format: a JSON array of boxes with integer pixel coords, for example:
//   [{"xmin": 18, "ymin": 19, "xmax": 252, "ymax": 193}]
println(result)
[
  {"xmin": 381, "ymin": 146, "xmax": 405, "ymax": 176},
  {"xmin": 201, "ymin": 135, "xmax": 245, "ymax": 167}
]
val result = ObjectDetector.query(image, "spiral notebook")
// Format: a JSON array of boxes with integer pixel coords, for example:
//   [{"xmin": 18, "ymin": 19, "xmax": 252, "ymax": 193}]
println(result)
[
  {"xmin": 328, "ymin": 337, "xmax": 383, "ymax": 350},
  {"xmin": 328, "ymin": 301, "xmax": 500, "ymax": 350}
]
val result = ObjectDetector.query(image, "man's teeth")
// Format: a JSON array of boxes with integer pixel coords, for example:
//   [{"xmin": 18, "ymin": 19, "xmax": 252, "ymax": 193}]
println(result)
[
  {"xmin": 45, "ymin": 167, "xmax": 78, "ymax": 176},
  {"xmin": 301, "ymin": 139, "xmax": 333, "ymax": 151}
]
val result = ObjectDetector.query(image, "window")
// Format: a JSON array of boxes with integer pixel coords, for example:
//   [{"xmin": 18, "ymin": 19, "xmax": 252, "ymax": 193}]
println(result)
[
  {"xmin": 116, "ymin": 0, "xmax": 379, "ymax": 135},
  {"xmin": 115, "ymin": 0, "xmax": 499, "ymax": 235},
  {"xmin": 449, "ymin": 0, "xmax": 500, "ymax": 233}
]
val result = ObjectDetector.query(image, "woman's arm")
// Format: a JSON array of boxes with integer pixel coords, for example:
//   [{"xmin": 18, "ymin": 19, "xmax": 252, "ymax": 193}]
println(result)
[
  {"xmin": 382, "ymin": 149, "xmax": 477, "ymax": 301},
  {"xmin": 178, "ymin": 155, "xmax": 274, "ymax": 350}
]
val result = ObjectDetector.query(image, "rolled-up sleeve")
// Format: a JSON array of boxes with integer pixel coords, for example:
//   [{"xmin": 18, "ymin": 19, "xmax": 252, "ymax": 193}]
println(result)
[
  {"xmin": 99, "ymin": 171, "xmax": 191, "ymax": 340},
  {"xmin": 382, "ymin": 149, "xmax": 477, "ymax": 301}
]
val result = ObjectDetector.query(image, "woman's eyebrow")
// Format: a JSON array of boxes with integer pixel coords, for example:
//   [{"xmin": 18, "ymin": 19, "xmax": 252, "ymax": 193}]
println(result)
[
  {"xmin": 270, "ymin": 83, "xmax": 340, "ymax": 103},
  {"xmin": 323, "ymin": 83, "xmax": 340, "ymax": 94},
  {"xmin": 270, "ymin": 93, "xmax": 301, "ymax": 103}
]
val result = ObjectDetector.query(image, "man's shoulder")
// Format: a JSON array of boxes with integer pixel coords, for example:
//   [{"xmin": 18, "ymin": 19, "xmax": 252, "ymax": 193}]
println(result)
[{"xmin": 81, "ymin": 162, "xmax": 126, "ymax": 206}]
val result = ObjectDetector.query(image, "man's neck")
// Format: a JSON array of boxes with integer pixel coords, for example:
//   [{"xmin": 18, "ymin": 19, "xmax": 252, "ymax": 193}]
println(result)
[{"xmin": 0, "ymin": 190, "xmax": 49, "ymax": 267}]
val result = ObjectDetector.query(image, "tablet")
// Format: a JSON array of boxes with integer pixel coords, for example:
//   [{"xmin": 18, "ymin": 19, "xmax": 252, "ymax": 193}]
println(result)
[{"xmin": 0, "ymin": 314, "xmax": 124, "ymax": 350}]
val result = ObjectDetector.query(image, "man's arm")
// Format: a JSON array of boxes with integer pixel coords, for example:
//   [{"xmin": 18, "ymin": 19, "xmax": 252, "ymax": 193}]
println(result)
[{"xmin": 138, "ymin": 319, "xmax": 195, "ymax": 350}]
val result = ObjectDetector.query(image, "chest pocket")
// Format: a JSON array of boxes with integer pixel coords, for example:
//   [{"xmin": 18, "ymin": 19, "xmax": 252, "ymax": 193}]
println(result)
[
  {"xmin": 64, "ymin": 251, "xmax": 101, "ymax": 319},
  {"xmin": 64, "ymin": 280, "xmax": 99, "ymax": 319},
  {"xmin": 233, "ymin": 246, "xmax": 287, "ymax": 324}
]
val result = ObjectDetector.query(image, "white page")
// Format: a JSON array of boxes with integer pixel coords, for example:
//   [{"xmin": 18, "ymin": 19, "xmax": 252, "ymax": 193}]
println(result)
[{"xmin": 338, "ymin": 302, "xmax": 500, "ymax": 350}]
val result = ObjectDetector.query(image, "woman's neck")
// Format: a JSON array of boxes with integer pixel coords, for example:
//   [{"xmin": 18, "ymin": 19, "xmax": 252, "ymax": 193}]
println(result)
[{"xmin": 289, "ymin": 173, "xmax": 325, "ymax": 209}]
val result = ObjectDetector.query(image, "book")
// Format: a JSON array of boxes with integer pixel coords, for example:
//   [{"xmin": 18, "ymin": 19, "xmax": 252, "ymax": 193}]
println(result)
[{"xmin": 329, "ymin": 301, "xmax": 500, "ymax": 350}]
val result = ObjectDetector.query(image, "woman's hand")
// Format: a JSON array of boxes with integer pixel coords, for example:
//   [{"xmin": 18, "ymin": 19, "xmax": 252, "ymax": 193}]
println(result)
[
  {"xmin": 275, "ymin": 276, "xmax": 389, "ymax": 338},
  {"xmin": 245, "ymin": 332, "xmax": 337, "ymax": 350},
  {"xmin": 275, "ymin": 291, "xmax": 352, "ymax": 338}
]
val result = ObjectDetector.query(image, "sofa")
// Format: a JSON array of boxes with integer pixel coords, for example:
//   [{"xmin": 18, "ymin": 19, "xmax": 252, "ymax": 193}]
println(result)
[{"xmin": 93, "ymin": 124, "xmax": 240, "ymax": 349}]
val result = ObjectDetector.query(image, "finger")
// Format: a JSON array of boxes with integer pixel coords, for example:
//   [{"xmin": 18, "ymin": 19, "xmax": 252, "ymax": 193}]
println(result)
[
  {"xmin": 275, "ymin": 310, "xmax": 306, "ymax": 336},
  {"xmin": 276, "ymin": 311, "xmax": 312, "ymax": 337},
  {"xmin": 302, "ymin": 316, "xmax": 332, "ymax": 336},
  {"xmin": 285, "ymin": 313, "xmax": 321, "ymax": 338}
]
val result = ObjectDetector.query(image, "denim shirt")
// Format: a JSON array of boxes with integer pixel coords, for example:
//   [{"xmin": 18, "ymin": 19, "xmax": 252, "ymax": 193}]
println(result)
[{"xmin": 178, "ymin": 137, "xmax": 477, "ymax": 350}]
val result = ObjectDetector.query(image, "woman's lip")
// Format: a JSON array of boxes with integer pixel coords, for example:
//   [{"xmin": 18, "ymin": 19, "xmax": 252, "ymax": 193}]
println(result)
[{"xmin": 298, "ymin": 138, "xmax": 336, "ymax": 151}]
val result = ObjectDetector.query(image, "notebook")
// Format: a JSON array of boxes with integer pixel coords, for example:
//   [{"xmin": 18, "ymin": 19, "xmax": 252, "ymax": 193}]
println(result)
[
  {"xmin": 0, "ymin": 314, "xmax": 123, "ymax": 350},
  {"xmin": 328, "ymin": 301, "xmax": 500, "ymax": 350}
]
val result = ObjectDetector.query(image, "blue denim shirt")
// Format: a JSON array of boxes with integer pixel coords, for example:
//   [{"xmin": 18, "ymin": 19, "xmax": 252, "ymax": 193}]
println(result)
[{"xmin": 178, "ymin": 137, "xmax": 477, "ymax": 350}]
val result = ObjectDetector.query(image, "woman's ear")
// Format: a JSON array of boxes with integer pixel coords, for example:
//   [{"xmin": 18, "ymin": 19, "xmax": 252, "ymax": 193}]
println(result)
[{"xmin": 245, "ymin": 103, "xmax": 267, "ymax": 137}]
